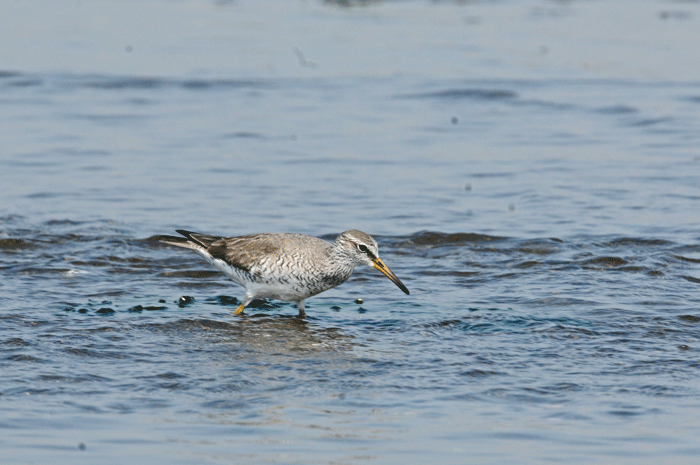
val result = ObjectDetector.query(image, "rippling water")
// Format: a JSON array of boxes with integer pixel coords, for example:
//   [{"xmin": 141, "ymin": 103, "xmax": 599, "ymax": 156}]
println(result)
[{"xmin": 2, "ymin": 0, "xmax": 700, "ymax": 463}]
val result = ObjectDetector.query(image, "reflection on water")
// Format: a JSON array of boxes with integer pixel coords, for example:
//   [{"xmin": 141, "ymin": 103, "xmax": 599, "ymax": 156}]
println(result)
[{"xmin": 146, "ymin": 315, "xmax": 354, "ymax": 355}]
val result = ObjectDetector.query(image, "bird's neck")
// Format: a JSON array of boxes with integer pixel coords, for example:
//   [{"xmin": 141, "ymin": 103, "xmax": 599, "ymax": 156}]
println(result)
[{"xmin": 325, "ymin": 241, "xmax": 358, "ymax": 277}]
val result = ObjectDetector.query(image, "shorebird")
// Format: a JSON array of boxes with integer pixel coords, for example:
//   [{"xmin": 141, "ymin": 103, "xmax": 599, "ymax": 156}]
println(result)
[{"xmin": 158, "ymin": 229, "xmax": 409, "ymax": 317}]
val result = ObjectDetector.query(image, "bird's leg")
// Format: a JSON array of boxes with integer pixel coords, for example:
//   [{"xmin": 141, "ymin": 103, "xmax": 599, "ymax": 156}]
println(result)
[
  {"xmin": 296, "ymin": 300, "xmax": 306, "ymax": 318},
  {"xmin": 234, "ymin": 295, "xmax": 253, "ymax": 316}
]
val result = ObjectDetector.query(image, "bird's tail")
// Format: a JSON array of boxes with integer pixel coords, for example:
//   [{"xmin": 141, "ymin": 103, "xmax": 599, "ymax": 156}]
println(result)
[{"xmin": 157, "ymin": 230, "xmax": 222, "ymax": 252}]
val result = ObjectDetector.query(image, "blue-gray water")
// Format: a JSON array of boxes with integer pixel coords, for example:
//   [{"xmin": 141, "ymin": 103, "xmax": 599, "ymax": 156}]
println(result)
[{"xmin": 2, "ymin": 1, "xmax": 700, "ymax": 463}]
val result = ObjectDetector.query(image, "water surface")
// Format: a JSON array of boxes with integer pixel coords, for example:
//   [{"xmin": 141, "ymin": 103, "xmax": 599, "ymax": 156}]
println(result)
[{"xmin": 2, "ymin": 1, "xmax": 700, "ymax": 464}]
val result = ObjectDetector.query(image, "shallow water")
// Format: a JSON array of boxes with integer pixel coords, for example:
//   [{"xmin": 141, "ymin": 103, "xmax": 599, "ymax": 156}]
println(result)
[{"xmin": 2, "ymin": 0, "xmax": 700, "ymax": 464}]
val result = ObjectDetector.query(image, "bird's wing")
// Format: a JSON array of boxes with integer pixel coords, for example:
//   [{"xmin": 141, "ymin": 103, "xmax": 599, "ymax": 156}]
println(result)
[
  {"xmin": 207, "ymin": 235, "xmax": 282, "ymax": 273},
  {"xmin": 160, "ymin": 231, "xmax": 323, "ymax": 275}
]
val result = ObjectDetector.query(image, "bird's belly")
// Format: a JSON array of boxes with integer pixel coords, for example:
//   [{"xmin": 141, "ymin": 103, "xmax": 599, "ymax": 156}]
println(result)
[
  {"xmin": 205, "ymin": 254, "xmax": 350, "ymax": 302},
  {"xmin": 247, "ymin": 281, "xmax": 313, "ymax": 301},
  {"xmin": 251, "ymin": 272, "xmax": 342, "ymax": 300}
]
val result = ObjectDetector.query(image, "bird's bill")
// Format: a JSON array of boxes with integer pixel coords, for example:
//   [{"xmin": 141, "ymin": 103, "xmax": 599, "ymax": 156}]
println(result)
[{"xmin": 372, "ymin": 258, "xmax": 410, "ymax": 295}]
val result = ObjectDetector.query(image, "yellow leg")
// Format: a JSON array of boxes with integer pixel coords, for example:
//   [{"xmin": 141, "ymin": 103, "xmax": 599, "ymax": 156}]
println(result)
[{"xmin": 234, "ymin": 303, "xmax": 245, "ymax": 315}]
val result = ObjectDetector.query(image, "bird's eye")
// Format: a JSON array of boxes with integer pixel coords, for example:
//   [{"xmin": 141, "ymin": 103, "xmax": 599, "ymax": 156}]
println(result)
[{"xmin": 358, "ymin": 244, "xmax": 369, "ymax": 253}]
